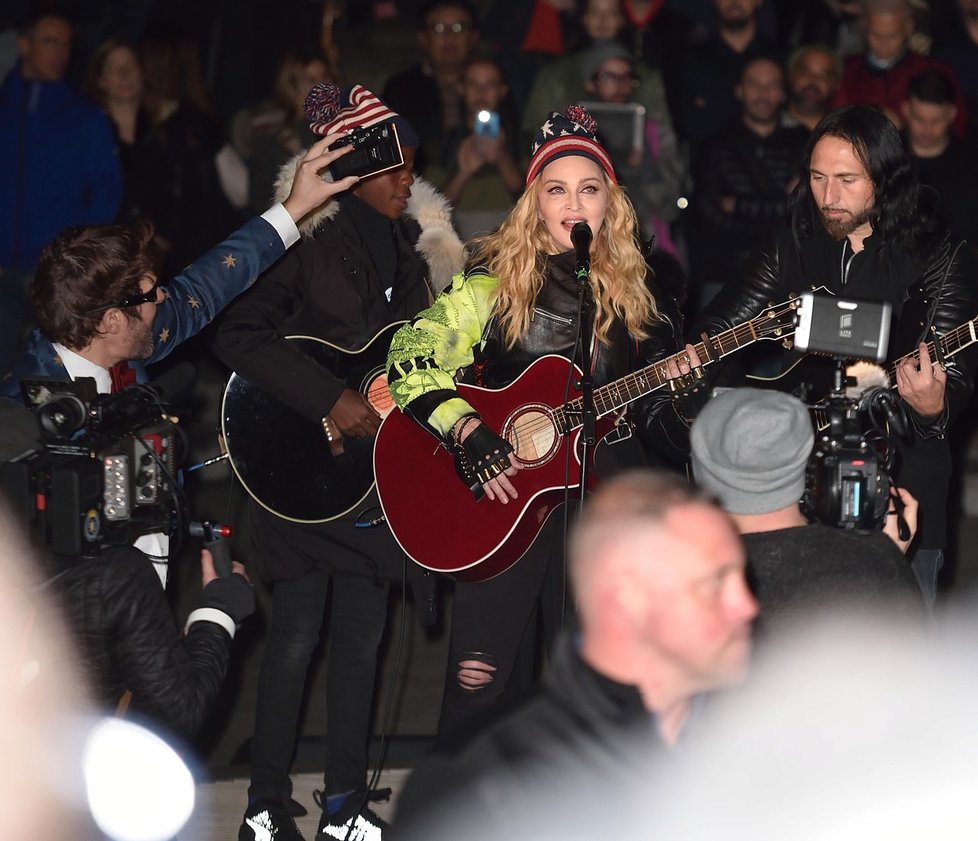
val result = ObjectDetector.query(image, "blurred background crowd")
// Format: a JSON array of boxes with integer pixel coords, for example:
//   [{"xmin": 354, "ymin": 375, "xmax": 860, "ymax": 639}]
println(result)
[{"xmin": 5, "ymin": 0, "xmax": 978, "ymax": 355}]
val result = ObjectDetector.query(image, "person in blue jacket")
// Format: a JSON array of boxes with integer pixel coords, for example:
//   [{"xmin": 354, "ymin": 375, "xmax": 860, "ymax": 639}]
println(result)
[
  {"xmin": 0, "ymin": 12, "xmax": 123, "ymax": 373},
  {"xmin": 0, "ymin": 132, "xmax": 358, "ymax": 402}
]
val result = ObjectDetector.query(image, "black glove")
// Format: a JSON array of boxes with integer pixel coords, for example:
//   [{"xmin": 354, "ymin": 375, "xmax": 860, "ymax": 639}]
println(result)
[
  {"xmin": 198, "ymin": 573, "xmax": 255, "ymax": 625},
  {"xmin": 449, "ymin": 421, "xmax": 515, "ymax": 499},
  {"xmin": 669, "ymin": 366, "xmax": 712, "ymax": 424}
]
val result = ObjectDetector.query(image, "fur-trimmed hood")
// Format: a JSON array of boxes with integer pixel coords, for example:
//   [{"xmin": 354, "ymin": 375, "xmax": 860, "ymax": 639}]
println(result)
[{"xmin": 274, "ymin": 151, "xmax": 465, "ymax": 294}]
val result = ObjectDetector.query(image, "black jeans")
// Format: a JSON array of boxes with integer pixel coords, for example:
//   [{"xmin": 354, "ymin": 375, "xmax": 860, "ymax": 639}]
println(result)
[
  {"xmin": 248, "ymin": 569, "xmax": 390, "ymax": 805},
  {"xmin": 438, "ymin": 511, "xmax": 568, "ymax": 741}
]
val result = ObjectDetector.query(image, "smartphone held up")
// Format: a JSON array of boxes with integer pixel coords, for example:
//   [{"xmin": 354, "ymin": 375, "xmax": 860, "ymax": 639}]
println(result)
[
  {"xmin": 328, "ymin": 123, "xmax": 405, "ymax": 180},
  {"xmin": 473, "ymin": 109, "xmax": 501, "ymax": 140}
]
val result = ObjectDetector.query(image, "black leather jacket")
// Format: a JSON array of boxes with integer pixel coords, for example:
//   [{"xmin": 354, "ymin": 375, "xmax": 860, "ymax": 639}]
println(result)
[
  {"xmin": 56, "ymin": 546, "xmax": 233, "ymax": 739},
  {"xmin": 697, "ymin": 223, "xmax": 978, "ymax": 547},
  {"xmin": 474, "ymin": 250, "xmax": 695, "ymax": 468}
]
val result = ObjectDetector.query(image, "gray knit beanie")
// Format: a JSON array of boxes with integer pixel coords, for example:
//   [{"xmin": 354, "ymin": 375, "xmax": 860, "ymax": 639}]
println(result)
[{"xmin": 690, "ymin": 388, "xmax": 815, "ymax": 515}]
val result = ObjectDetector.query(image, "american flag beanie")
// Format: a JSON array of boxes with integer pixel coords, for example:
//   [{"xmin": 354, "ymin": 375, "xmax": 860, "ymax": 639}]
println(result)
[
  {"xmin": 525, "ymin": 105, "xmax": 616, "ymax": 186},
  {"xmin": 304, "ymin": 83, "xmax": 420, "ymax": 148}
]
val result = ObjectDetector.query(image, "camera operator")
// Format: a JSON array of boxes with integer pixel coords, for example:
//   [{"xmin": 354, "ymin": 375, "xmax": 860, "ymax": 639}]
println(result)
[
  {"xmin": 58, "ymin": 543, "xmax": 254, "ymax": 739},
  {"xmin": 694, "ymin": 105, "xmax": 978, "ymax": 607},
  {"xmin": 0, "ymin": 397, "xmax": 254, "ymax": 741},
  {"xmin": 690, "ymin": 387, "xmax": 925, "ymax": 637},
  {"xmin": 0, "ymin": 134, "xmax": 358, "ymax": 736},
  {"xmin": 0, "ymin": 132, "xmax": 357, "ymax": 584}
]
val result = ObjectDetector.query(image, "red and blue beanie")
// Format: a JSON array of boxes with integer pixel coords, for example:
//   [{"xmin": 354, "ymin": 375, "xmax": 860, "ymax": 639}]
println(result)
[
  {"xmin": 304, "ymin": 83, "xmax": 420, "ymax": 148},
  {"xmin": 525, "ymin": 105, "xmax": 616, "ymax": 186}
]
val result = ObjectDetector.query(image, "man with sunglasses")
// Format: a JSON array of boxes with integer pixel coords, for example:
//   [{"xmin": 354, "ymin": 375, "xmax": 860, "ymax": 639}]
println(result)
[
  {"xmin": 0, "ymin": 132, "xmax": 357, "ymax": 588},
  {"xmin": 0, "ymin": 133, "xmax": 359, "ymax": 741},
  {"xmin": 0, "ymin": 133, "xmax": 357, "ymax": 405}
]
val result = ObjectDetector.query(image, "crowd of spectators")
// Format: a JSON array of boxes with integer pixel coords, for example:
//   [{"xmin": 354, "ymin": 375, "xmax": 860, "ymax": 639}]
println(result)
[
  {"xmin": 3, "ymin": 0, "xmax": 978, "ymax": 835},
  {"xmin": 5, "ymin": 0, "xmax": 978, "ymax": 374}
]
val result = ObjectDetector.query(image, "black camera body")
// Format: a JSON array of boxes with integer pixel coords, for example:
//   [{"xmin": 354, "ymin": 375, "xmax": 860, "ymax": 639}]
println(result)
[
  {"xmin": 329, "ymin": 122, "xmax": 404, "ymax": 180},
  {"xmin": 803, "ymin": 393, "xmax": 894, "ymax": 531},
  {"xmin": 1, "ymin": 380, "xmax": 181, "ymax": 558}
]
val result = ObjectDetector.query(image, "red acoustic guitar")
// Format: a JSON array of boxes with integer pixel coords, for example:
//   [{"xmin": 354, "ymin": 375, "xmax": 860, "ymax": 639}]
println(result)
[{"xmin": 373, "ymin": 299, "xmax": 799, "ymax": 581}]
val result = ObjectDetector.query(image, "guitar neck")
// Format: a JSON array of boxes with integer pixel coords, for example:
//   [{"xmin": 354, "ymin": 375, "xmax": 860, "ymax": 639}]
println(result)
[
  {"xmin": 554, "ymin": 316, "xmax": 774, "ymax": 431},
  {"xmin": 884, "ymin": 318, "xmax": 978, "ymax": 384}
]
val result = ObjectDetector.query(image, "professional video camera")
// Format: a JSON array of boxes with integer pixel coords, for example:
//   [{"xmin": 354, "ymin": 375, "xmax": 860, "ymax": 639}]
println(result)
[
  {"xmin": 792, "ymin": 292, "xmax": 908, "ymax": 532},
  {"xmin": 0, "ymin": 377, "xmax": 184, "ymax": 558}
]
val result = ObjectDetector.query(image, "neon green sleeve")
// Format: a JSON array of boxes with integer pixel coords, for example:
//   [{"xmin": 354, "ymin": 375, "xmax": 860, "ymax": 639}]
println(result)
[{"xmin": 387, "ymin": 270, "xmax": 499, "ymax": 438}]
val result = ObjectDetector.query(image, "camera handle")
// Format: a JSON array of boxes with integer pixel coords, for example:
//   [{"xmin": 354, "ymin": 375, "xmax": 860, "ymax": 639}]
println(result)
[
  {"xmin": 830, "ymin": 356, "xmax": 858, "ymax": 397},
  {"xmin": 189, "ymin": 520, "xmax": 233, "ymax": 577}
]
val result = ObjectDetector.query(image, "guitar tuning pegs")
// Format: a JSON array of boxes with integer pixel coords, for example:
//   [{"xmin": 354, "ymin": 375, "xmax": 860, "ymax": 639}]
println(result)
[{"xmin": 782, "ymin": 339, "xmax": 794, "ymax": 350}]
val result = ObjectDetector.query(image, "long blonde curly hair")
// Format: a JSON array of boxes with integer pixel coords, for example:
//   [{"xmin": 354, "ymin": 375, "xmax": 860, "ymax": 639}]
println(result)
[{"xmin": 470, "ymin": 169, "xmax": 659, "ymax": 349}]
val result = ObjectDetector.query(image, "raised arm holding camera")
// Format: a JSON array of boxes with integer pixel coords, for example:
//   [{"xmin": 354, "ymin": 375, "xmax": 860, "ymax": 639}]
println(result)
[
  {"xmin": 0, "ymin": 130, "xmax": 359, "ymax": 408},
  {"xmin": 694, "ymin": 105, "xmax": 978, "ymax": 607},
  {"xmin": 0, "ymin": 131, "xmax": 360, "ymax": 740}
]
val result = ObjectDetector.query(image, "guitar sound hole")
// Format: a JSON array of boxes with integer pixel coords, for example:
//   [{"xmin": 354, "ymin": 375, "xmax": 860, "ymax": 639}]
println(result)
[{"xmin": 505, "ymin": 407, "xmax": 558, "ymax": 466}]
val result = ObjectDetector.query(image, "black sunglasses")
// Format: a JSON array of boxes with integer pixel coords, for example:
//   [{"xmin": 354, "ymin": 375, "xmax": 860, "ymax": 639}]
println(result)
[{"xmin": 82, "ymin": 279, "xmax": 162, "ymax": 315}]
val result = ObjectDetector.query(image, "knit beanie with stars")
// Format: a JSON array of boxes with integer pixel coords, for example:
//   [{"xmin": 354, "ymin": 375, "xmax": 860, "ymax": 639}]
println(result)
[
  {"xmin": 525, "ymin": 105, "xmax": 616, "ymax": 186},
  {"xmin": 304, "ymin": 83, "xmax": 420, "ymax": 147}
]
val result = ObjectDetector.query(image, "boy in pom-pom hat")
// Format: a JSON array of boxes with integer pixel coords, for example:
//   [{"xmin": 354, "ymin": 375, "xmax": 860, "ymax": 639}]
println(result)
[{"xmin": 215, "ymin": 83, "xmax": 464, "ymax": 841}]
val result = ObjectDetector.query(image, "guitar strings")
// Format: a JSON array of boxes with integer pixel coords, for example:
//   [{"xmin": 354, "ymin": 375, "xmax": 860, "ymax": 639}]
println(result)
[
  {"xmin": 498, "ymin": 317, "xmax": 970, "ymax": 445},
  {"xmin": 497, "ymin": 315, "xmax": 785, "ymax": 443}
]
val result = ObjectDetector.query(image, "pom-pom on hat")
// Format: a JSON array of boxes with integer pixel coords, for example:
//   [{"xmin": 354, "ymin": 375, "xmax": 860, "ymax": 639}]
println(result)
[
  {"xmin": 690, "ymin": 388, "xmax": 815, "ymax": 516},
  {"xmin": 304, "ymin": 83, "xmax": 420, "ymax": 148},
  {"xmin": 525, "ymin": 105, "xmax": 616, "ymax": 186}
]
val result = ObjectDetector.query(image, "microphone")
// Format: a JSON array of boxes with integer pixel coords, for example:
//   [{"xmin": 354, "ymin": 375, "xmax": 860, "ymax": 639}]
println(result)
[{"xmin": 570, "ymin": 221, "xmax": 592, "ymax": 276}]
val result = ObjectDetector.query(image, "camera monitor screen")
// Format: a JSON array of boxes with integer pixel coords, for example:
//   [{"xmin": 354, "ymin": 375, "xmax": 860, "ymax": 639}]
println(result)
[{"xmin": 795, "ymin": 292, "xmax": 892, "ymax": 363}]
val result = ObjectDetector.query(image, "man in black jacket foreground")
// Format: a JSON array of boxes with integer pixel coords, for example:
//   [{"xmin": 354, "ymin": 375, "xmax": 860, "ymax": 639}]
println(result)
[
  {"xmin": 392, "ymin": 470, "xmax": 758, "ymax": 840},
  {"xmin": 696, "ymin": 104, "xmax": 978, "ymax": 607}
]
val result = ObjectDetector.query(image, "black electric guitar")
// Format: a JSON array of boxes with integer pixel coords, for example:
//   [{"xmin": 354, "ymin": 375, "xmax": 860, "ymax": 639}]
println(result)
[{"xmin": 220, "ymin": 323, "xmax": 403, "ymax": 523}]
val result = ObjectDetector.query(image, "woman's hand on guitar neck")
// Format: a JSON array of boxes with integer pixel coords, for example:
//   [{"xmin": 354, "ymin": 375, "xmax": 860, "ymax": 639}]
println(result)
[
  {"xmin": 455, "ymin": 418, "xmax": 522, "ymax": 504},
  {"xmin": 330, "ymin": 388, "xmax": 382, "ymax": 437},
  {"xmin": 665, "ymin": 343, "xmax": 703, "ymax": 380}
]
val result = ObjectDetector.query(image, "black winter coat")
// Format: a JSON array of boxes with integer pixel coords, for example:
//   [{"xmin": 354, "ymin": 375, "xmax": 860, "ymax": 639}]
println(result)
[
  {"xmin": 213, "ymin": 195, "xmax": 450, "ymax": 581},
  {"xmin": 392, "ymin": 634, "xmax": 666, "ymax": 841},
  {"xmin": 57, "ymin": 546, "xmax": 232, "ymax": 739}
]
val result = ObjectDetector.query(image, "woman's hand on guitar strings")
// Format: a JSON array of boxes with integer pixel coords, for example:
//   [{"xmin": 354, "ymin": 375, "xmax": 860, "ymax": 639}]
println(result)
[
  {"xmin": 455, "ymin": 418, "xmax": 521, "ymax": 504},
  {"xmin": 665, "ymin": 344, "xmax": 710, "ymax": 421}
]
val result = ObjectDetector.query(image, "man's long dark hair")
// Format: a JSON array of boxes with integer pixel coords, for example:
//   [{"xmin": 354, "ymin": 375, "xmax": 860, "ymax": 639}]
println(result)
[{"xmin": 787, "ymin": 105, "xmax": 941, "ymax": 264}]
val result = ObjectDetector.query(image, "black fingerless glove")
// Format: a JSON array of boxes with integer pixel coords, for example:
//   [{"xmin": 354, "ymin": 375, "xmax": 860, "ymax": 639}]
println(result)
[
  {"xmin": 449, "ymin": 422, "xmax": 515, "ymax": 500},
  {"xmin": 198, "ymin": 573, "xmax": 255, "ymax": 625},
  {"xmin": 670, "ymin": 367, "xmax": 713, "ymax": 424}
]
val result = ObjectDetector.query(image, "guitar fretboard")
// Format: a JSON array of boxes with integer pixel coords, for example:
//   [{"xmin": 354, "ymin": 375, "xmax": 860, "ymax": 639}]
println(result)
[
  {"xmin": 883, "ymin": 318, "xmax": 978, "ymax": 383},
  {"xmin": 553, "ymin": 303, "xmax": 796, "ymax": 432}
]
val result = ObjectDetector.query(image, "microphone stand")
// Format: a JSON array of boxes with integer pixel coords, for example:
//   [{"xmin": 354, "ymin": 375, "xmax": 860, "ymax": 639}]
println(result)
[{"xmin": 575, "ymin": 260, "xmax": 596, "ymax": 511}]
